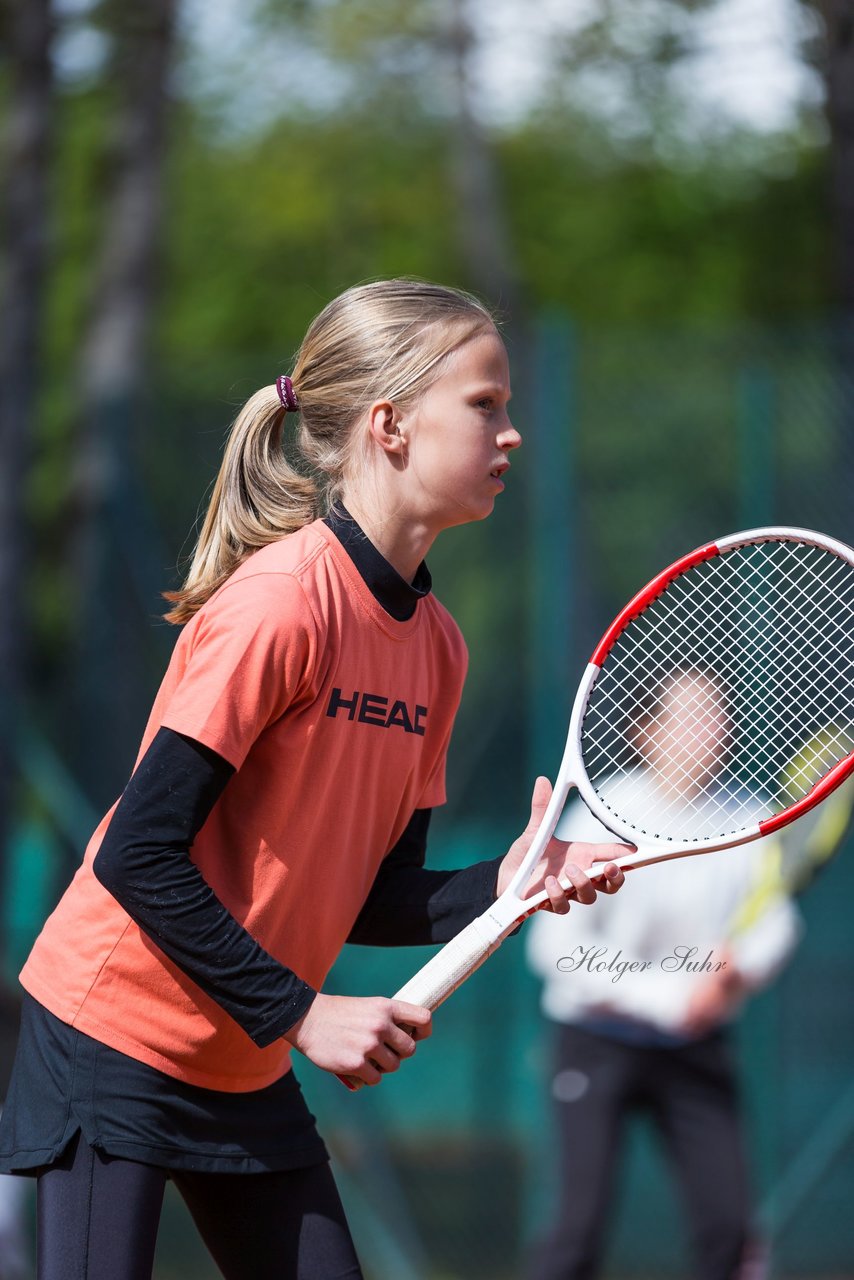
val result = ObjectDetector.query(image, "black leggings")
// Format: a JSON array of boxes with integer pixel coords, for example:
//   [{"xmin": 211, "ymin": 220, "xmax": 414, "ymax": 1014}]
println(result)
[
  {"xmin": 527, "ymin": 1025, "xmax": 751, "ymax": 1280},
  {"xmin": 36, "ymin": 1132, "xmax": 364, "ymax": 1280}
]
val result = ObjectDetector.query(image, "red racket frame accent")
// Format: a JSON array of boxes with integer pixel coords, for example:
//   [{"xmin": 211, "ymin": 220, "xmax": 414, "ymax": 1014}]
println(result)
[
  {"xmin": 759, "ymin": 750, "xmax": 854, "ymax": 835},
  {"xmin": 590, "ymin": 542, "xmax": 720, "ymax": 667}
]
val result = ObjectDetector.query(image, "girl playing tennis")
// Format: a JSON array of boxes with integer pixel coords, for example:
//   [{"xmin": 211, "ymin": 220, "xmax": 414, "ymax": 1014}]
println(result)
[{"xmin": 0, "ymin": 279, "xmax": 626, "ymax": 1279}]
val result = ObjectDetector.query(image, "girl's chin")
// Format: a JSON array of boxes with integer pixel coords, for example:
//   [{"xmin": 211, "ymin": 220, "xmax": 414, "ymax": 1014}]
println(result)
[
  {"xmin": 457, "ymin": 499, "xmax": 496, "ymax": 527},
  {"xmin": 429, "ymin": 489, "xmax": 499, "ymax": 532}
]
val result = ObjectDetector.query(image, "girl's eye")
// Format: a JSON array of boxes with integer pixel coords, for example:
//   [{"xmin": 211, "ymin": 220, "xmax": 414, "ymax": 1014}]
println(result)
[{"xmin": 475, "ymin": 398, "xmax": 493, "ymax": 411}]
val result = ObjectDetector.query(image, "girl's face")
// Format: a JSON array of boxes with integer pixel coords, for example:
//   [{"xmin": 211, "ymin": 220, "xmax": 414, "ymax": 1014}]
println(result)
[{"xmin": 401, "ymin": 329, "xmax": 521, "ymax": 533}]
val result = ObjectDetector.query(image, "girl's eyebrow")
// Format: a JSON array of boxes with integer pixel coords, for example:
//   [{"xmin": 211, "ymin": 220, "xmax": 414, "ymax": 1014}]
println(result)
[{"xmin": 468, "ymin": 383, "xmax": 512, "ymax": 401}]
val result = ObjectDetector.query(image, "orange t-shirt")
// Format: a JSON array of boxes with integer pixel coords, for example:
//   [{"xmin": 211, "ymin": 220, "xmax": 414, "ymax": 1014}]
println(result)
[{"xmin": 21, "ymin": 521, "xmax": 467, "ymax": 1091}]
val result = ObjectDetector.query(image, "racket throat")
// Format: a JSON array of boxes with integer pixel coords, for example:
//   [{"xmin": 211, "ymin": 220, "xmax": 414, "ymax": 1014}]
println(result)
[
  {"xmin": 503, "ymin": 775, "xmax": 579, "ymax": 903},
  {"xmin": 484, "ymin": 895, "xmax": 545, "ymax": 935}
]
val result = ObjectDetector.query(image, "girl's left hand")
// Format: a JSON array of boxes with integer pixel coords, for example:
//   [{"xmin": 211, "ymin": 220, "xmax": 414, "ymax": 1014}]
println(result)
[{"xmin": 496, "ymin": 776, "xmax": 630, "ymax": 912}]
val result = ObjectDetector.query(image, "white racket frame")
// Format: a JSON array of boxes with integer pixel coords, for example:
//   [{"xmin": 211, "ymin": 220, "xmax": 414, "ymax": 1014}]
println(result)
[{"xmin": 340, "ymin": 526, "xmax": 854, "ymax": 1089}]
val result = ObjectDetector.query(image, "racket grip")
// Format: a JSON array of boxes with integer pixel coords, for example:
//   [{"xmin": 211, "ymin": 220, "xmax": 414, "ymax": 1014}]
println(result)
[
  {"xmin": 337, "ymin": 917, "xmax": 505, "ymax": 1092},
  {"xmin": 395, "ymin": 917, "xmax": 505, "ymax": 1009}
]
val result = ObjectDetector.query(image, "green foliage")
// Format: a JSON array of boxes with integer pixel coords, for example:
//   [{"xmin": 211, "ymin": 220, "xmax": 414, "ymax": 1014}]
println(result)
[
  {"xmin": 156, "ymin": 109, "xmax": 461, "ymax": 375},
  {"xmin": 502, "ymin": 118, "xmax": 827, "ymax": 323}
]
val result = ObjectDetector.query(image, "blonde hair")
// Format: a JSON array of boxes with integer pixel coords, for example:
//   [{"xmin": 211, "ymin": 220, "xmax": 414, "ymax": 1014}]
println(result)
[{"xmin": 163, "ymin": 279, "xmax": 496, "ymax": 624}]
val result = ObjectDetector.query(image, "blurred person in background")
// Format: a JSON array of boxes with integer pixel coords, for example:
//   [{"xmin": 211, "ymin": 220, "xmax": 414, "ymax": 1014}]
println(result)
[
  {"xmin": 0, "ymin": 1168, "xmax": 29, "ymax": 1280},
  {"xmin": 526, "ymin": 668, "xmax": 801, "ymax": 1280}
]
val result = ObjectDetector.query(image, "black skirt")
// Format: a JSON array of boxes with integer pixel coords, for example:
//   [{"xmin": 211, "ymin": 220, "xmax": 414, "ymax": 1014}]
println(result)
[{"xmin": 0, "ymin": 995, "xmax": 328, "ymax": 1175}]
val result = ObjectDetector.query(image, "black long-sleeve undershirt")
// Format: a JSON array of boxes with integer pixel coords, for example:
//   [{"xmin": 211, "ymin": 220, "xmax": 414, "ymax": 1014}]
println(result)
[
  {"xmin": 94, "ymin": 728, "xmax": 503, "ymax": 1047},
  {"xmin": 346, "ymin": 808, "xmax": 502, "ymax": 946},
  {"xmin": 94, "ymin": 729, "xmax": 310, "ymax": 1049}
]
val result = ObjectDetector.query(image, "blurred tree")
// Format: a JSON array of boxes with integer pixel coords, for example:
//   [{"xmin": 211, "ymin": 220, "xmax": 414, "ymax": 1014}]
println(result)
[
  {"xmin": 799, "ymin": 0, "xmax": 854, "ymax": 565},
  {"xmin": 252, "ymin": 0, "xmax": 522, "ymax": 312},
  {"xmin": 533, "ymin": 0, "xmax": 722, "ymax": 154},
  {"xmin": 802, "ymin": 0, "xmax": 854, "ymax": 310},
  {"xmin": 441, "ymin": 0, "xmax": 522, "ymax": 313},
  {"xmin": 0, "ymin": 0, "xmax": 55, "ymax": 894},
  {"xmin": 67, "ymin": 0, "xmax": 179, "ymax": 798}
]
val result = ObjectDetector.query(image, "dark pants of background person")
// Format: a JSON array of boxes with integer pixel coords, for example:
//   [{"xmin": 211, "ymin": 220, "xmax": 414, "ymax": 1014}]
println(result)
[
  {"xmin": 36, "ymin": 1131, "xmax": 363, "ymax": 1280},
  {"xmin": 527, "ymin": 1023, "xmax": 752, "ymax": 1280}
]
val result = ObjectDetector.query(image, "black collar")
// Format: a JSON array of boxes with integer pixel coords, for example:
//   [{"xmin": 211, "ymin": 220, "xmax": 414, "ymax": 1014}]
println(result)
[{"xmin": 323, "ymin": 505, "xmax": 432, "ymax": 623}]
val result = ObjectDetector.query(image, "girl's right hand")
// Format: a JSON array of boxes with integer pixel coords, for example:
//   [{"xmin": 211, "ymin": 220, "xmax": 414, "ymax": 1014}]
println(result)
[{"xmin": 285, "ymin": 992, "xmax": 432, "ymax": 1085}]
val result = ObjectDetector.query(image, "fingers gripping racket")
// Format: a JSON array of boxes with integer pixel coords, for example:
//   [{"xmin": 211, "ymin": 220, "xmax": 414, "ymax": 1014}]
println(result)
[{"xmin": 340, "ymin": 527, "xmax": 854, "ymax": 1090}]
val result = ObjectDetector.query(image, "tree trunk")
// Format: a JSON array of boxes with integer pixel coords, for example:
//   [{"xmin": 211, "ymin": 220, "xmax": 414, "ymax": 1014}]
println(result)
[
  {"xmin": 444, "ymin": 0, "xmax": 523, "ymax": 317},
  {"xmin": 68, "ymin": 0, "xmax": 178, "ymax": 801},
  {"xmin": 815, "ymin": 0, "xmax": 854, "ymax": 310},
  {"xmin": 811, "ymin": 1, "xmax": 854, "ymax": 546},
  {"xmin": 441, "ymin": 0, "xmax": 538, "ymax": 819},
  {"xmin": 0, "ymin": 0, "xmax": 54, "ymax": 884}
]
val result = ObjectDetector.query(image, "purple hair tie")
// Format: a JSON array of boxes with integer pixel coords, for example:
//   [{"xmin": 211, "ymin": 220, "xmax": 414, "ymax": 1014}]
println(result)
[{"xmin": 276, "ymin": 375, "xmax": 299, "ymax": 413}]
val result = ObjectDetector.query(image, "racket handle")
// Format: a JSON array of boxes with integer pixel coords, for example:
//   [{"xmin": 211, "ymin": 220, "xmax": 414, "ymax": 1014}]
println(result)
[
  {"xmin": 395, "ymin": 916, "xmax": 505, "ymax": 1008},
  {"xmin": 337, "ymin": 917, "xmax": 505, "ymax": 1092}
]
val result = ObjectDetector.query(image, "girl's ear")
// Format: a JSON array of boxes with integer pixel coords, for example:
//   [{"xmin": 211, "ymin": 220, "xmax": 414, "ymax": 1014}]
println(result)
[{"xmin": 367, "ymin": 400, "xmax": 406, "ymax": 455}]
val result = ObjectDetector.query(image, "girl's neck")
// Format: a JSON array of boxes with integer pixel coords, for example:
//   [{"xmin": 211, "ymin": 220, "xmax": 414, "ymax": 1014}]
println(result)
[{"xmin": 338, "ymin": 491, "xmax": 434, "ymax": 584}]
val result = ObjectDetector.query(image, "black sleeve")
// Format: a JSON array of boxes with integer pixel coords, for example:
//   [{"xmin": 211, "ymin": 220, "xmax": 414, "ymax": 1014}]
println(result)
[
  {"xmin": 347, "ymin": 809, "xmax": 504, "ymax": 946},
  {"xmin": 93, "ymin": 727, "xmax": 316, "ymax": 1048}
]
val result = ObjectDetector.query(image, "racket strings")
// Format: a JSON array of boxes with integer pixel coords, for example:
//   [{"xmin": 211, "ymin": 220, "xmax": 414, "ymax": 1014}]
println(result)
[
  {"xmin": 581, "ymin": 539, "xmax": 854, "ymax": 843},
  {"xmin": 649, "ymin": 549, "xmax": 854, "ymax": 708},
  {"xmin": 651, "ymin": 544, "xmax": 854, "ymax": 827}
]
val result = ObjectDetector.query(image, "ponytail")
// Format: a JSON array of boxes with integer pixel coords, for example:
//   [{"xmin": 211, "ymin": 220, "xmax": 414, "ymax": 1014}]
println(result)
[{"xmin": 163, "ymin": 387, "xmax": 318, "ymax": 624}]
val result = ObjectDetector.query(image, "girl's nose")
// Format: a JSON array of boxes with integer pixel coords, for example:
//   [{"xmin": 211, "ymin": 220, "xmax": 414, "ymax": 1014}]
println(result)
[{"xmin": 498, "ymin": 422, "xmax": 522, "ymax": 451}]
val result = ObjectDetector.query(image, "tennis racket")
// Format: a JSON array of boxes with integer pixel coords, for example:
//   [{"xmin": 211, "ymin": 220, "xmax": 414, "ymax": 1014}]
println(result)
[{"xmin": 340, "ymin": 526, "xmax": 854, "ymax": 1090}]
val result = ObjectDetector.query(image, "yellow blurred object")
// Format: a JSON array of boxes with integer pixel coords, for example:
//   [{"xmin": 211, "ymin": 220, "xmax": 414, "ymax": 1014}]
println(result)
[
  {"xmin": 778, "ymin": 724, "xmax": 854, "ymax": 806},
  {"xmin": 730, "ymin": 726, "xmax": 854, "ymax": 938}
]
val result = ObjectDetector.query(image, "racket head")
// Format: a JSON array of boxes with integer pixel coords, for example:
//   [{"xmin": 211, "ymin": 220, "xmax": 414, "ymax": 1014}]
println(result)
[{"xmin": 566, "ymin": 527, "xmax": 854, "ymax": 862}]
